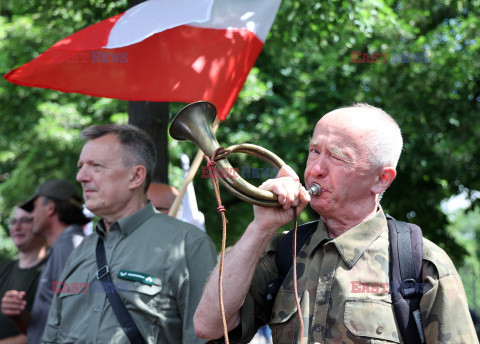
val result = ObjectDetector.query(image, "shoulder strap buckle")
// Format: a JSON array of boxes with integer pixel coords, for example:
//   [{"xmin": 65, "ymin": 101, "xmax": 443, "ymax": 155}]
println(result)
[
  {"xmin": 97, "ymin": 265, "xmax": 110, "ymax": 280},
  {"xmin": 400, "ymin": 278, "xmax": 420, "ymax": 298}
]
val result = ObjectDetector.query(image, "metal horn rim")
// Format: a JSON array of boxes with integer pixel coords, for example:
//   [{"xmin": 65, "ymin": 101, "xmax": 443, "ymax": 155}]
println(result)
[{"xmin": 169, "ymin": 101, "xmax": 285, "ymax": 207}]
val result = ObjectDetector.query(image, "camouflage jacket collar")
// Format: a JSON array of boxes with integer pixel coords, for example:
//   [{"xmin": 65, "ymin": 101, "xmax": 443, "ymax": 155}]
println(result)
[{"xmin": 308, "ymin": 208, "xmax": 387, "ymax": 268}]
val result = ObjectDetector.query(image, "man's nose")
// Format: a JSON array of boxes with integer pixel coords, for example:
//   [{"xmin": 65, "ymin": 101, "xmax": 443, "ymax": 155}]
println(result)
[
  {"xmin": 310, "ymin": 155, "xmax": 328, "ymax": 178},
  {"xmin": 76, "ymin": 166, "xmax": 88, "ymax": 182}
]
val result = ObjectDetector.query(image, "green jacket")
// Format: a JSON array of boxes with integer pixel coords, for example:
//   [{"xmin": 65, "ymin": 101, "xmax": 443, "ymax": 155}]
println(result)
[
  {"xmin": 42, "ymin": 202, "xmax": 217, "ymax": 344},
  {"xmin": 226, "ymin": 209, "xmax": 478, "ymax": 344}
]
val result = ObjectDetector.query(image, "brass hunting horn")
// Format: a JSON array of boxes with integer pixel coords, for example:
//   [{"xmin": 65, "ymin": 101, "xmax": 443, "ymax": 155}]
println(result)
[
  {"xmin": 169, "ymin": 101, "xmax": 287, "ymax": 207},
  {"xmin": 171, "ymin": 101, "xmax": 321, "ymax": 342}
]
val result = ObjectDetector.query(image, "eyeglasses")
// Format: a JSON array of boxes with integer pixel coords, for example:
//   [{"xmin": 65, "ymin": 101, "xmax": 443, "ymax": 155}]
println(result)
[{"xmin": 10, "ymin": 217, "xmax": 34, "ymax": 226}]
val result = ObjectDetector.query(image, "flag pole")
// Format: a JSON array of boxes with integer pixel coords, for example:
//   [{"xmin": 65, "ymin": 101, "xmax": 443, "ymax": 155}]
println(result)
[{"xmin": 169, "ymin": 117, "xmax": 221, "ymax": 218}]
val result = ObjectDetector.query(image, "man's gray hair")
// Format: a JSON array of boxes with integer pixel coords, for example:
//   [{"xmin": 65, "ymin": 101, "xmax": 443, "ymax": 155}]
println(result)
[
  {"xmin": 352, "ymin": 103, "xmax": 403, "ymax": 169},
  {"xmin": 81, "ymin": 124, "xmax": 156, "ymax": 191}
]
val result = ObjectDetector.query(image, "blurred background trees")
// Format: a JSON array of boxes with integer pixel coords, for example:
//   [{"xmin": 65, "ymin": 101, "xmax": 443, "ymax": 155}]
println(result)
[{"xmin": 1, "ymin": 0, "xmax": 479, "ymax": 310}]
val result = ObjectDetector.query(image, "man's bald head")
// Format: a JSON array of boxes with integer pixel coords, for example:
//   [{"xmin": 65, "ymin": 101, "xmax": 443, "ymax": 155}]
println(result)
[
  {"xmin": 318, "ymin": 103, "xmax": 403, "ymax": 169},
  {"xmin": 147, "ymin": 183, "xmax": 179, "ymax": 214}
]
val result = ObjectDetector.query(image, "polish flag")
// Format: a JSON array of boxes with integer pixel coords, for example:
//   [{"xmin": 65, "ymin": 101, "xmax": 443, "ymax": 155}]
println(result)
[{"xmin": 4, "ymin": 0, "xmax": 281, "ymax": 120}]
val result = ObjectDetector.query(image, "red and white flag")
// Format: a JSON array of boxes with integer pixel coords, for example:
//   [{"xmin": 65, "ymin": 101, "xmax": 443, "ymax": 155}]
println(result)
[{"xmin": 4, "ymin": 0, "xmax": 281, "ymax": 120}]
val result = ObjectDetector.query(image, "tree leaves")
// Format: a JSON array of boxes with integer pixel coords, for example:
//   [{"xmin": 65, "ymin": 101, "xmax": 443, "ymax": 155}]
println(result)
[{"xmin": 0, "ymin": 0, "xmax": 479, "ymax": 269}]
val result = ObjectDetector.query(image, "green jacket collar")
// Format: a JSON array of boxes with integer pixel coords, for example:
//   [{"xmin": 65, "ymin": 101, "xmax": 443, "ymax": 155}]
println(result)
[
  {"xmin": 96, "ymin": 202, "xmax": 156, "ymax": 238},
  {"xmin": 308, "ymin": 207, "xmax": 387, "ymax": 268}
]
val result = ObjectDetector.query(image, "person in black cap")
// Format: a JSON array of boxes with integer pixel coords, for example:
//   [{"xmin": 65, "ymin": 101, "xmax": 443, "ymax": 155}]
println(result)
[{"xmin": 1, "ymin": 179, "xmax": 89, "ymax": 344}]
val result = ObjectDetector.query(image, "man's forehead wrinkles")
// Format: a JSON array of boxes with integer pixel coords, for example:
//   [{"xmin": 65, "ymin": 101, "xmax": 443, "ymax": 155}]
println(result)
[{"xmin": 309, "ymin": 134, "xmax": 331, "ymax": 146}]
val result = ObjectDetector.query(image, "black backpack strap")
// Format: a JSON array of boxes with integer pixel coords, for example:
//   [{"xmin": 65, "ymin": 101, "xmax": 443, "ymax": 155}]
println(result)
[
  {"xmin": 275, "ymin": 220, "xmax": 319, "ymax": 278},
  {"xmin": 96, "ymin": 237, "xmax": 147, "ymax": 344},
  {"xmin": 386, "ymin": 215, "xmax": 425, "ymax": 344},
  {"xmin": 264, "ymin": 221, "xmax": 319, "ymax": 302}
]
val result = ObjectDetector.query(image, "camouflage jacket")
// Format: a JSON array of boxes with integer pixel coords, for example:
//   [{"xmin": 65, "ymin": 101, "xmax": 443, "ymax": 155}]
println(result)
[{"xmin": 223, "ymin": 209, "xmax": 478, "ymax": 344}]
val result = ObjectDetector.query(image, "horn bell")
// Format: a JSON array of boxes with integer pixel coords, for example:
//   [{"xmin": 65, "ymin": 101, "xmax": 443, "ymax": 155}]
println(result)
[{"xmin": 170, "ymin": 101, "xmax": 285, "ymax": 207}]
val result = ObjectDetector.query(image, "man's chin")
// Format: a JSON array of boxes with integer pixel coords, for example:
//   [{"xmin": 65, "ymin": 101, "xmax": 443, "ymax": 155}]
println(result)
[
  {"xmin": 311, "ymin": 201, "xmax": 336, "ymax": 218},
  {"xmin": 85, "ymin": 203, "xmax": 96, "ymax": 215},
  {"xmin": 310, "ymin": 198, "xmax": 326, "ymax": 211},
  {"xmin": 84, "ymin": 200, "xmax": 98, "ymax": 212},
  {"xmin": 13, "ymin": 239, "xmax": 23, "ymax": 248}
]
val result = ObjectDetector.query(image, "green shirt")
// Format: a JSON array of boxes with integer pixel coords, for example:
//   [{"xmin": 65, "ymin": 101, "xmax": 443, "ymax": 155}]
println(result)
[
  {"xmin": 41, "ymin": 202, "xmax": 217, "ymax": 344},
  {"xmin": 228, "ymin": 209, "xmax": 478, "ymax": 344}
]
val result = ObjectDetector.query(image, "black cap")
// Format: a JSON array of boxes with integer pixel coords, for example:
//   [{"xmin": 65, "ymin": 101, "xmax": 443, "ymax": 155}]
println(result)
[{"xmin": 20, "ymin": 180, "xmax": 83, "ymax": 212}]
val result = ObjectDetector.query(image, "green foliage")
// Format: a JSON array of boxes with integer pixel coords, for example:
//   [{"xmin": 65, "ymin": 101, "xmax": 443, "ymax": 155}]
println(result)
[
  {"xmin": 0, "ymin": 208, "xmax": 17, "ymax": 262},
  {"xmin": 238, "ymin": 0, "xmax": 480, "ymax": 265},
  {"xmin": 447, "ymin": 207, "xmax": 480, "ymax": 312},
  {"xmin": 0, "ymin": 0, "xmax": 479, "ymax": 279},
  {"xmin": 0, "ymin": 0, "xmax": 129, "ymax": 256},
  {"xmin": 0, "ymin": 228, "xmax": 17, "ymax": 262}
]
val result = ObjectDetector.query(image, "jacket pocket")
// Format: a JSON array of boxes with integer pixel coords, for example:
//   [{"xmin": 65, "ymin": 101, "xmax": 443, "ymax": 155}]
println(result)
[
  {"xmin": 344, "ymin": 298, "xmax": 400, "ymax": 343},
  {"xmin": 117, "ymin": 279, "xmax": 163, "ymax": 295},
  {"xmin": 269, "ymin": 288, "xmax": 306, "ymax": 344},
  {"xmin": 117, "ymin": 278, "xmax": 175, "ymax": 319},
  {"xmin": 269, "ymin": 288, "xmax": 305, "ymax": 324},
  {"xmin": 54, "ymin": 282, "xmax": 90, "ymax": 338}
]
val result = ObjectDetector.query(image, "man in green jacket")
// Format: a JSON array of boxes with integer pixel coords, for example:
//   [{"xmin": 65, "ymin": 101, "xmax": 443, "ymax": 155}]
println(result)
[
  {"xmin": 42, "ymin": 124, "xmax": 217, "ymax": 344},
  {"xmin": 194, "ymin": 104, "xmax": 478, "ymax": 343}
]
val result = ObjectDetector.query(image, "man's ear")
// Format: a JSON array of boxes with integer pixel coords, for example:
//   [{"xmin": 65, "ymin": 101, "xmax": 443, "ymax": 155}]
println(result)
[
  {"xmin": 371, "ymin": 166, "xmax": 397, "ymax": 195},
  {"xmin": 129, "ymin": 165, "xmax": 147, "ymax": 190},
  {"xmin": 46, "ymin": 199, "xmax": 56, "ymax": 217}
]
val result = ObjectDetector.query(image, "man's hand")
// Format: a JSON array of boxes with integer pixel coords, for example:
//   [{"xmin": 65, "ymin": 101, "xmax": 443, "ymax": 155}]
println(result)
[
  {"xmin": 1, "ymin": 290, "xmax": 27, "ymax": 317},
  {"xmin": 1, "ymin": 290, "xmax": 29, "ymax": 334},
  {"xmin": 194, "ymin": 165, "xmax": 310, "ymax": 339},
  {"xmin": 252, "ymin": 165, "xmax": 311, "ymax": 233},
  {"xmin": 0, "ymin": 334, "xmax": 28, "ymax": 344}
]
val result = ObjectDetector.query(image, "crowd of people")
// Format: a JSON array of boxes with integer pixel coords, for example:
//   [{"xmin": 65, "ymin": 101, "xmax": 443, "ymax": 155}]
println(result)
[
  {"xmin": 1, "ymin": 124, "xmax": 217, "ymax": 344},
  {"xmin": 0, "ymin": 105, "xmax": 478, "ymax": 343}
]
